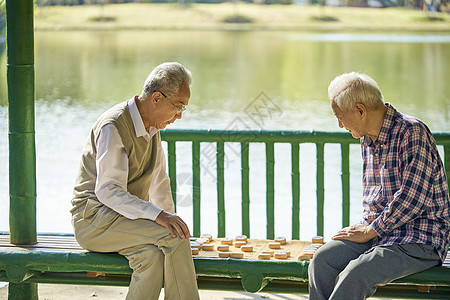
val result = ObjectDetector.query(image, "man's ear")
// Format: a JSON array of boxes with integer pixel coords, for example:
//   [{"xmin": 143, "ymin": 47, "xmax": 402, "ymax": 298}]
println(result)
[
  {"xmin": 151, "ymin": 92, "xmax": 160, "ymax": 105},
  {"xmin": 354, "ymin": 103, "xmax": 367, "ymax": 119}
]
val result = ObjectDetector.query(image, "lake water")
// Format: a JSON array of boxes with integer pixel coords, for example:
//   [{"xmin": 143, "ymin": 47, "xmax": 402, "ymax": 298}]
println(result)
[{"xmin": 0, "ymin": 31, "xmax": 449, "ymax": 242}]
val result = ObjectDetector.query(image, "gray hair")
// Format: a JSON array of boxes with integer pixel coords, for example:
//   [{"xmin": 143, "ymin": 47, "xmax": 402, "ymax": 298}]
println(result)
[
  {"xmin": 142, "ymin": 62, "xmax": 192, "ymax": 97},
  {"xmin": 328, "ymin": 72, "xmax": 384, "ymax": 111}
]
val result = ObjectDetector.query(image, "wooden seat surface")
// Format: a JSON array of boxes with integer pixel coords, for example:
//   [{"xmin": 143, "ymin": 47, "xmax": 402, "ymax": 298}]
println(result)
[
  {"xmin": 0, "ymin": 235, "xmax": 450, "ymax": 293},
  {"xmin": 0, "ymin": 234, "xmax": 449, "ymax": 265},
  {"xmin": 0, "ymin": 235, "xmax": 86, "ymax": 252}
]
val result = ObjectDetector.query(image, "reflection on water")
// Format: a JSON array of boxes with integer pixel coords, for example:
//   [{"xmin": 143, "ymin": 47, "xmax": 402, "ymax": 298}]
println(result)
[
  {"xmin": 0, "ymin": 31, "xmax": 449, "ymax": 240},
  {"xmin": 1, "ymin": 31, "xmax": 448, "ymax": 128},
  {"xmin": 287, "ymin": 33, "xmax": 450, "ymax": 43}
]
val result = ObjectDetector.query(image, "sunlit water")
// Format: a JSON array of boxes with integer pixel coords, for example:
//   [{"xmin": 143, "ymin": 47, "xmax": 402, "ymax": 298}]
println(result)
[{"xmin": 0, "ymin": 31, "xmax": 449, "ymax": 244}]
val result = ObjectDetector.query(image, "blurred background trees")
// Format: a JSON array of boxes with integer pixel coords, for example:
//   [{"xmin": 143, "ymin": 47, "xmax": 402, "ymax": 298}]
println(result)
[{"xmin": 31, "ymin": 0, "xmax": 449, "ymax": 12}]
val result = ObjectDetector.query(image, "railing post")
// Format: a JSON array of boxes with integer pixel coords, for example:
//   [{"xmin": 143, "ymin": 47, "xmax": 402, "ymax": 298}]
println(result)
[
  {"xmin": 316, "ymin": 143, "xmax": 325, "ymax": 236},
  {"xmin": 241, "ymin": 142, "xmax": 250, "ymax": 237},
  {"xmin": 6, "ymin": 0, "xmax": 38, "ymax": 298},
  {"xmin": 167, "ymin": 141, "xmax": 177, "ymax": 210},
  {"xmin": 341, "ymin": 143, "xmax": 350, "ymax": 228},
  {"xmin": 192, "ymin": 141, "xmax": 201, "ymax": 237},
  {"xmin": 216, "ymin": 141, "xmax": 225, "ymax": 237},
  {"xmin": 291, "ymin": 143, "xmax": 300, "ymax": 240},
  {"xmin": 266, "ymin": 142, "xmax": 275, "ymax": 239}
]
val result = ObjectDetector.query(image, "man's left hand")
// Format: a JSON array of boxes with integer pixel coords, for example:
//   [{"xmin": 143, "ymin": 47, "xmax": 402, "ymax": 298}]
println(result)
[{"xmin": 332, "ymin": 224, "xmax": 379, "ymax": 243}]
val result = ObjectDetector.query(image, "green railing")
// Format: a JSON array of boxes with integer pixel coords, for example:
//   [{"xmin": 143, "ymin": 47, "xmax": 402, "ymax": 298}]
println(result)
[{"xmin": 161, "ymin": 129, "xmax": 450, "ymax": 239}]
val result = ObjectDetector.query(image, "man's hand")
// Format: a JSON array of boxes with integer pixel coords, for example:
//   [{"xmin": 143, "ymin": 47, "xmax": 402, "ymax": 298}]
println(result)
[
  {"xmin": 155, "ymin": 211, "xmax": 191, "ymax": 239},
  {"xmin": 332, "ymin": 224, "xmax": 379, "ymax": 243}
]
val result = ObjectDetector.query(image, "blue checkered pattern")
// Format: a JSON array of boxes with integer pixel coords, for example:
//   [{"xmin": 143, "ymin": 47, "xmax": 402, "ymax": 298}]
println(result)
[{"xmin": 361, "ymin": 103, "xmax": 449, "ymax": 262}]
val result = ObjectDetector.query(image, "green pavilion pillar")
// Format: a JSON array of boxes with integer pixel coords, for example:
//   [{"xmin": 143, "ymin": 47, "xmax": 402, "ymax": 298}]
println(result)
[{"xmin": 6, "ymin": 0, "xmax": 38, "ymax": 298}]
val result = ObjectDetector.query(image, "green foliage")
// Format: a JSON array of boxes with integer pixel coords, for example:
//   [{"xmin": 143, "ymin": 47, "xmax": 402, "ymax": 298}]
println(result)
[
  {"xmin": 140, "ymin": 0, "xmax": 179, "ymax": 3},
  {"xmin": 0, "ymin": 0, "xmax": 5, "ymax": 36},
  {"xmin": 222, "ymin": 14, "xmax": 253, "ymax": 23},
  {"xmin": 35, "ymin": 0, "xmax": 137, "ymax": 5},
  {"xmin": 254, "ymin": 0, "xmax": 293, "ymax": 4},
  {"xmin": 415, "ymin": 15, "xmax": 445, "ymax": 22},
  {"xmin": 192, "ymin": 0, "xmax": 226, "ymax": 3},
  {"xmin": 88, "ymin": 15, "xmax": 117, "ymax": 21},
  {"xmin": 34, "ymin": 0, "xmax": 292, "ymax": 4},
  {"xmin": 36, "ymin": 0, "xmax": 87, "ymax": 5},
  {"xmin": 341, "ymin": 0, "xmax": 369, "ymax": 6},
  {"xmin": 311, "ymin": 15, "xmax": 338, "ymax": 21}
]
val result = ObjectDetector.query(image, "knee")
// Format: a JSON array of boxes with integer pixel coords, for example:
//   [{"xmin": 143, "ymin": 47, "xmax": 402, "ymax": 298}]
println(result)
[
  {"xmin": 128, "ymin": 246, "xmax": 164, "ymax": 273},
  {"xmin": 158, "ymin": 235, "xmax": 190, "ymax": 252},
  {"xmin": 310, "ymin": 245, "xmax": 330, "ymax": 270},
  {"xmin": 336, "ymin": 261, "xmax": 370, "ymax": 287}
]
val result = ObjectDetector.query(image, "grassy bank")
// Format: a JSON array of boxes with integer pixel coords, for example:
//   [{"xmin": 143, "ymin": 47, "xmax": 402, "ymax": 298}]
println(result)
[{"xmin": 34, "ymin": 3, "xmax": 450, "ymax": 32}]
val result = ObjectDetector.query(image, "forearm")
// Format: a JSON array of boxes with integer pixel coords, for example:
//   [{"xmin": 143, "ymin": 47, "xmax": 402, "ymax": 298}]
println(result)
[{"xmin": 95, "ymin": 183, "xmax": 163, "ymax": 220}]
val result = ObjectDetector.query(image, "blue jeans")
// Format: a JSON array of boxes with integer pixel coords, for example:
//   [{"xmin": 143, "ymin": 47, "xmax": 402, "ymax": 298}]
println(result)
[{"xmin": 308, "ymin": 240, "xmax": 441, "ymax": 300}]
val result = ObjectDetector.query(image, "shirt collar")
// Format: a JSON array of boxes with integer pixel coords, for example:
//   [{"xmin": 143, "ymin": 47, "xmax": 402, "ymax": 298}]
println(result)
[
  {"xmin": 362, "ymin": 102, "xmax": 397, "ymax": 147},
  {"xmin": 128, "ymin": 96, "xmax": 158, "ymax": 141}
]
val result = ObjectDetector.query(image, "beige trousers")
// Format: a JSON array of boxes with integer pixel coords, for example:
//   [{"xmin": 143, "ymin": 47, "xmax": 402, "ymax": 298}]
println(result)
[{"xmin": 72, "ymin": 199, "xmax": 200, "ymax": 300}]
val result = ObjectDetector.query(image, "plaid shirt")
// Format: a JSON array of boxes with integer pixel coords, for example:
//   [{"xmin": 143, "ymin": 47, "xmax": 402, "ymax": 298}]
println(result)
[{"xmin": 361, "ymin": 103, "xmax": 449, "ymax": 262}]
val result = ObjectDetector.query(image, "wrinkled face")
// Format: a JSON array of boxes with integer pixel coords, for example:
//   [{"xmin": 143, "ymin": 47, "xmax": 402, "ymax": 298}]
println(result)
[
  {"xmin": 153, "ymin": 85, "xmax": 190, "ymax": 130},
  {"xmin": 331, "ymin": 101, "xmax": 365, "ymax": 139}
]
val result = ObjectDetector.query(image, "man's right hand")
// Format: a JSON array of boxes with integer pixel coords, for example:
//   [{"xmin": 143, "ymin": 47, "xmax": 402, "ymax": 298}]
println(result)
[
  {"xmin": 155, "ymin": 211, "xmax": 191, "ymax": 239},
  {"xmin": 331, "ymin": 224, "xmax": 378, "ymax": 243}
]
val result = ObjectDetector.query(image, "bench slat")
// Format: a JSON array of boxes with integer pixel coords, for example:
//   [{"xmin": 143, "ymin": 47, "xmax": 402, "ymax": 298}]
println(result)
[{"xmin": 0, "ymin": 235, "xmax": 84, "ymax": 252}]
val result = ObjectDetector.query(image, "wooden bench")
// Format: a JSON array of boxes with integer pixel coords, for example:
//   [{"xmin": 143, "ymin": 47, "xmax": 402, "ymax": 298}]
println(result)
[{"xmin": 1, "ymin": 234, "xmax": 449, "ymax": 298}]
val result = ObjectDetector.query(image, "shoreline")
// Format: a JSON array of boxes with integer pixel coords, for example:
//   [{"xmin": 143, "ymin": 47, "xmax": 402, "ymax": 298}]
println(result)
[
  {"xmin": 33, "ymin": 26, "xmax": 450, "ymax": 33},
  {"xmin": 33, "ymin": 4, "xmax": 450, "ymax": 33}
]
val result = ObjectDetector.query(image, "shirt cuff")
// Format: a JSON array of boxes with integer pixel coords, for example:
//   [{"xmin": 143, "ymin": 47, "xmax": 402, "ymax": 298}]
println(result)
[
  {"xmin": 371, "ymin": 217, "xmax": 389, "ymax": 237},
  {"xmin": 143, "ymin": 205, "xmax": 163, "ymax": 221}
]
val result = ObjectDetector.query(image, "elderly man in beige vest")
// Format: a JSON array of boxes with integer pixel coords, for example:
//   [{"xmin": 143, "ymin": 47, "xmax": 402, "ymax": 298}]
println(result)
[{"xmin": 71, "ymin": 62, "xmax": 199, "ymax": 300}]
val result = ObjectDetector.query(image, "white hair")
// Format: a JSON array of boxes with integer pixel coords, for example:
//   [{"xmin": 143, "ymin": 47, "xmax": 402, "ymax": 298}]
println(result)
[
  {"xmin": 142, "ymin": 62, "xmax": 192, "ymax": 97},
  {"xmin": 328, "ymin": 72, "xmax": 384, "ymax": 111}
]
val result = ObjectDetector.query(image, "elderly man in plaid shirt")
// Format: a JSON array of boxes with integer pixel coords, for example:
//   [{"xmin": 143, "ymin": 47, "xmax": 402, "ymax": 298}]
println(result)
[{"xmin": 308, "ymin": 72, "xmax": 450, "ymax": 300}]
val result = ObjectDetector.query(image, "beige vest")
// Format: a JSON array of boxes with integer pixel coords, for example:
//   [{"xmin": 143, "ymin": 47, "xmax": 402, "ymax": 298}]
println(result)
[{"xmin": 71, "ymin": 101, "xmax": 159, "ymax": 212}]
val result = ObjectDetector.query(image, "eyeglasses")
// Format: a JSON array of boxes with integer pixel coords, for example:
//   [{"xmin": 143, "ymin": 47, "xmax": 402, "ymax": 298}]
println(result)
[{"xmin": 157, "ymin": 91, "xmax": 187, "ymax": 114}]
